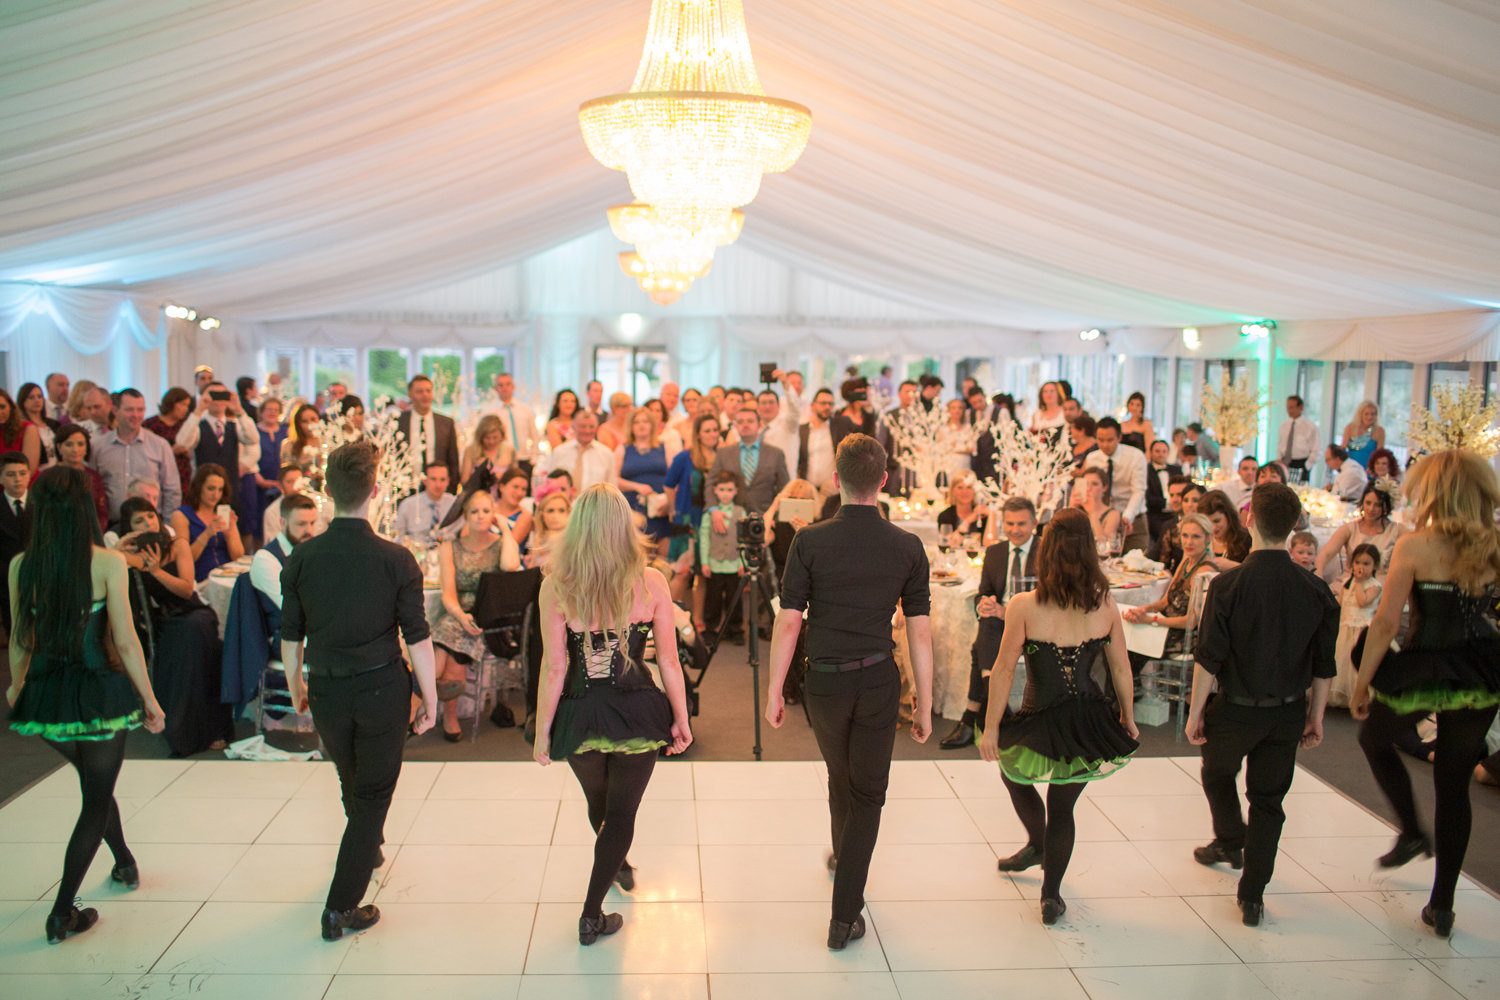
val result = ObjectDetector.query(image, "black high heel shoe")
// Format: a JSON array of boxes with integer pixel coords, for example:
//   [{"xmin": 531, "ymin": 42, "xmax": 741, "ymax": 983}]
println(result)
[
  {"xmin": 45, "ymin": 904, "xmax": 98, "ymax": 944},
  {"xmin": 1422, "ymin": 904, "xmax": 1455, "ymax": 938},
  {"xmin": 110, "ymin": 862, "xmax": 140, "ymax": 889},
  {"xmin": 579, "ymin": 912, "xmax": 623, "ymax": 945}
]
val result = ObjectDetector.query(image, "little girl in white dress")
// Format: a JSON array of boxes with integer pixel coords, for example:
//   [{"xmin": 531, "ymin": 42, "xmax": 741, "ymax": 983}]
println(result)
[{"xmin": 1330, "ymin": 544, "xmax": 1382, "ymax": 707}]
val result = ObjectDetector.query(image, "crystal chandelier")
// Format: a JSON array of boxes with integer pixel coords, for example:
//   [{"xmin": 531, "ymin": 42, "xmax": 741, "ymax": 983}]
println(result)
[
  {"xmin": 608, "ymin": 202, "xmax": 744, "ymax": 276},
  {"xmin": 579, "ymin": 0, "xmax": 812, "ymax": 233},
  {"xmin": 619, "ymin": 252, "xmax": 711, "ymax": 306}
]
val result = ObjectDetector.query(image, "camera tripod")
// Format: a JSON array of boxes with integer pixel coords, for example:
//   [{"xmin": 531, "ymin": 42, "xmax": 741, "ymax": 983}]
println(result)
[{"xmin": 705, "ymin": 545, "xmax": 781, "ymax": 761}]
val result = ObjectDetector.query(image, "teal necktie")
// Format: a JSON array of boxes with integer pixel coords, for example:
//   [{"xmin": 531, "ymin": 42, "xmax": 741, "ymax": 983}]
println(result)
[{"xmin": 741, "ymin": 445, "xmax": 755, "ymax": 482}]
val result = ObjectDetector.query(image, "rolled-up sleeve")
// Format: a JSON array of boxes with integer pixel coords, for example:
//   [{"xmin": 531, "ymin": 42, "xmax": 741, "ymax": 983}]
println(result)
[
  {"xmin": 394, "ymin": 551, "xmax": 431, "ymax": 645},
  {"xmin": 780, "ymin": 532, "xmax": 811, "ymax": 613},
  {"xmin": 279, "ymin": 557, "xmax": 305, "ymax": 642},
  {"xmin": 1192, "ymin": 578, "xmax": 1228, "ymax": 675},
  {"xmin": 900, "ymin": 537, "xmax": 932, "ymax": 617}
]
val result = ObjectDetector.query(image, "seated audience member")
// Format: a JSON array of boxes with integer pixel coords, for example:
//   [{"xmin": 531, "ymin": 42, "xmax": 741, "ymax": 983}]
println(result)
[
  {"xmin": 1181, "ymin": 481, "xmax": 1206, "ymax": 516},
  {"xmin": 393, "ymin": 462, "xmax": 458, "ymax": 547},
  {"xmin": 1288, "ymin": 530, "xmax": 1318, "ymax": 571},
  {"xmin": 103, "ymin": 478, "xmax": 168, "ymax": 548},
  {"xmin": 1367, "ymin": 447, "xmax": 1401, "ymax": 484},
  {"xmin": 548, "ymin": 410, "xmax": 615, "ymax": 492},
  {"xmin": 1314, "ymin": 483, "xmax": 1402, "ymax": 584},
  {"xmin": 1219, "ymin": 456, "xmax": 1259, "ymax": 512},
  {"xmin": 52, "ymin": 424, "xmax": 110, "ymax": 533},
  {"xmin": 262, "ymin": 464, "xmax": 305, "ymax": 542},
  {"xmin": 0, "ymin": 451, "xmax": 33, "ymax": 633},
  {"xmin": 460, "ymin": 414, "xmax": 515, "ymax": 486},
  {"xmin": 525, "ymin": 484, "xmax": 572, "ymax": 571},
  {"xmin": 1147, "ymin": 474, "xmax": 1193, "ymax": 572},
  {"xmin": 936, "ymin": 472, "xmax": 993, "ymax": 549},
  {"xmin": 1325, "ymin": 443, "xmax": 1368, "ymax": 501},
  {"xmin": 117, "ymin": 496, "xmax": 230, "ymax": 756},
  {"xmin": 171, "ymin": 463, "xmax": 245, "ymax": 582},
  {"xmin": 250, "ymin": 492, "xmax": 320, "ymax": 621},
  {"xmin": 544, "ymin": 469, "xmax": 574, "ymax": 499},
  {"xmin": 1123, "ymin": 512, "xmax": 1216, "ymax": 658},
  {"xmin": 1074, "ymin": 466, "xmax": 1121, "ymax": 549},
  {"xmin": 1199, "ymin": 489, "xmax": 1251, "ymax": 568},
  {"xmin": 493, "ymin": 468, "xmax": 533, "ymax": 553}
]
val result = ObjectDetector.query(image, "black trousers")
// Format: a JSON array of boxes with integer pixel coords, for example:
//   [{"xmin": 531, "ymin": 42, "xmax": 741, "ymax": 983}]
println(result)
[
  {"xmin": 702, "ymin": 571, "xmax": 742, "ymax": 637},
  {"xmin": 307, "ymin": 659, "xmax": 410, "ymax": 911},
  {"xmin": 965, "ymin": 618, "xmax": 1006, "ymax": 712},
  {"xmin": 805, "ymin": 658, "xmax": 900, "ymax": 924},
  {"xmin": 1199, "ymin": 695, "xmax": 1305, "ymax": 903}
]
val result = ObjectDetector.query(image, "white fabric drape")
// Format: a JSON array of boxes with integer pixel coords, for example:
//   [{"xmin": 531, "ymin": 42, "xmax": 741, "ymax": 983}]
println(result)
[
  {"xmin": 0, "ymin": 284, "xmax": 167, "ymax": 397},
  {"xmin": 2, "ymin": 1, "xmax": 1497, "ymax": 337}
]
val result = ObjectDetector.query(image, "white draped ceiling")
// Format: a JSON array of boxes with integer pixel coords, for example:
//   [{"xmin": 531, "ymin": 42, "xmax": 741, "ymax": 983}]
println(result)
[{"xmin": 3, "ymin": 0, "xmax": 1498, "ymax": 355}]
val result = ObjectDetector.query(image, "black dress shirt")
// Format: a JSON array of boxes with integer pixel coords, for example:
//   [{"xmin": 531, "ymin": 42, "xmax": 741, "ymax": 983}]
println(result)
[
  {"xmin": 280, "ymin": 517, "xmax": 431, "ymax": 676},
  {"xmin": 1194, "ymin": 549, "xmax": 1338, "ymax": 702},
  {"xmin": 780, "ymin": 504, "xmax": 930, "ymax": 664}
]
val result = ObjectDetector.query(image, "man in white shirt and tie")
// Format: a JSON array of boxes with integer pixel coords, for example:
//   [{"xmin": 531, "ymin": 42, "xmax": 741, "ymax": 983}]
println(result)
[
  {"xmin": 1325, "ymin": 444, "xmax": 1368, "ymax": 501},
  {"xmin": 482, "ymin": 373, "xmax": 541, "ymax": 478},
  {"xmin": 175, "ymin": 382, "xmax": 260, "ymax": 517},
  {"xmin": 941, "ymin": 497, "xmax": 1038, "ymax": 750},
  {"xmin": 396, "ymin": 374, "xmax": 460, "ymax": 491},
  {"xmin": 1219, "ymin": 456, "xmax": 1260, "ymax": 511},
  {"xmin": 793, "ymin": 389, "xmax": 839, "ymax": 498},
  {"xmin": 44, "ymin": 372, "xmax": 70, "ymax": 425},
  {"xmin": 548, "ymin": 410, "xmax": 615, "ymax": 492},
  {"xmin": 1094, "ymin": 417, "xmax": 1150, "ymax": 553},
  {"xmin": 1277, "ymin": 395, "xmax": 1319, "ymax": 482},
  {"xmin": 393, "ymin": 463, "xmax": 459, "ymax": 547}
]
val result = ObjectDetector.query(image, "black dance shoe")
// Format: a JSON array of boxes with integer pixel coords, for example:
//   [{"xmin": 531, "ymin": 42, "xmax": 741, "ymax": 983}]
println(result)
[
  {"xmin": 996, "ymin": 844, "xmax": 1042, "ymax": 872},
  {"xmin": 1238, "ymin": 899, "xmax": 1264, "ymax": 927},
  {"xmin": 1377, "ymin": 834, "xmax": 1433, "ymax": 869},
  {"xmin": 579, "ymin": 912, "xmax": 623, "ymax": 945},
  {"xmin": 826, "ymin": 852, "xmax": 838, "ymax": 878},
  {"xmin": 939, "ymin": 722, "xmax": 976, "ymax": 750},
  {"xmin": 372, "ymin": 848, "xmax": 386, "ymax": 869},
  {"xmin": 1193, "ymin": 842, "xmax": 1244, "ymax": 870},
  {"xmin": 110, "ymin": 862, "xmax": 140, "ymax": 889},
  {"xmin": 442, "ymin": 726, "xmax": 463, "ymax": 743},
  {"xmin": 1040, "ymin": 897, "xmax": 1067, "ymax": 925},
  {"xmin": 490, "ymin": 702, "xmax": 516, "ymax": 729},
  {"xmin": 1422, "ymin": 904, "xmax": 1455, "ymax": 938},
  {"xmin": 321, "ymin": 904, "xmax": 380, "ymax": 941},
  {"xmin": 45, "ymin": 904, "xmax": 98, "ymax": 944},
  {"xmin": 827, "ymin": 914, "xmax": 866, "ymax": 950},
  {"xmin": 614, "ymin": 862, "xmax": 635, "ymax": 892}
]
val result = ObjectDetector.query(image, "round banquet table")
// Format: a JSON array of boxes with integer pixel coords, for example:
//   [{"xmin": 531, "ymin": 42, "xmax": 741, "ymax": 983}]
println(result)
[
  {"xmin": 920, "ymin": 552, "xmax": 1169, "ymax": 722},
  {"xmin": 205, "ymin": 563, "xmax": 443, "ymax": 639}
]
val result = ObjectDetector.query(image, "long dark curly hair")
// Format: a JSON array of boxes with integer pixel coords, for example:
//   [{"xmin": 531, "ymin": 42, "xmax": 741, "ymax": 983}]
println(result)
[{"xmin": 13, "ymin": 466, "xmax": 101, "ymax": 662}]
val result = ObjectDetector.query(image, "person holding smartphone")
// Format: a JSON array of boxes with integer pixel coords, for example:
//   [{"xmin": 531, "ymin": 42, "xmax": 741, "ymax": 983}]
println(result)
[
  {"xmin": 174, "ymin": 381, "xmax": 260, "ymax": 533},
  {"xmin": 171, "ymin": 463, "xmax": 243, "ymax": 582}
]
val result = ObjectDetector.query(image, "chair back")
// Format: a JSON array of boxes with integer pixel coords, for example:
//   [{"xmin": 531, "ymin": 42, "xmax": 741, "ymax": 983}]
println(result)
[
  {"xmin": 1182, "ymin": 569, "xmax": 1218, "ymax": 651},
  {"xmin": 473, "ymin": 567, "xmax": 543, "ymax": 659}
]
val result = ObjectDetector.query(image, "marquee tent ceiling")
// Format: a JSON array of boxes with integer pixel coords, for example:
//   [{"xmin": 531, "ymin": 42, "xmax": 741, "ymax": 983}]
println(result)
[{"xmin": 2, "ymin": 0, "xmax": 1498, "ymax": 333}]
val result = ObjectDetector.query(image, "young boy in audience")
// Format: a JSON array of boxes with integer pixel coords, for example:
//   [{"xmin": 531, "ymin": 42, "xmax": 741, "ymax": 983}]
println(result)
[
  {"xmin": 697, "ymin": 472, "xmax": 746, "ymax": 643},
  {"xmin": 1288, "ymin": 530, "xmax": 1318, "ymax": 572}
]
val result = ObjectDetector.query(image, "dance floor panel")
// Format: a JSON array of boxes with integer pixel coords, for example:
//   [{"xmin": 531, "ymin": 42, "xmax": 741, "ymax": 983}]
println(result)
[{"xmin": 0, "ymin": 758, "xmax": 1496, "ymax": 1000}]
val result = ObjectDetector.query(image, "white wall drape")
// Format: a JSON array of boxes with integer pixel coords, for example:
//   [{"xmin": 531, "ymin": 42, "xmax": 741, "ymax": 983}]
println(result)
[{"xmin": 0, "ymin": 284, "xmax": 167, "ymax": 398}]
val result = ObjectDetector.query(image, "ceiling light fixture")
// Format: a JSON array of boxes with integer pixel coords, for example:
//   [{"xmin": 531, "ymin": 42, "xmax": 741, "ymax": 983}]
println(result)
[
  {"xmin": 1182, "ymin": 327, "xmax": 1201, "ymax": 350},
  {"xmin": 619, "ymin": 252, "xmax": 712, "ymax": 306},
  {"xmin": 608, "ymin": 202, "xmax": 744, "ymax": 276}
]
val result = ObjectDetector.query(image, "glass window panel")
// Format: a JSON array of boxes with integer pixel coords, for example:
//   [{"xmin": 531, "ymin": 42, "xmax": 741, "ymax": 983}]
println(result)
[
  {"xmin": 271, "ymin": 347, "xmax": 304, "ymax": 398},
  {"xmin": 474, "ymin": 348, "xmax": 509, "ymax": 394},
  {"xmin": 1332, "ymin": 361, "xmax": 1368, "ymax": 443},
  {"xmin": 419, "ymin": 349, "xmax": 462, "ymax": 407},
  {"xmin": 312, "ymin": 348, "xmax": 357, "ymax": 410},
  {"xmin": 368, "ymin": 348, "xmax": 410, "ymax": 407},
  {"xmin": 1378, "ymin": 361, "xmax": 1414, "ymax": 453},
  {"xmin": 1487, "ymin": 362, "xmax": 1498, "ymax": 406},
  {"xmin": 905, "ymin": 357, "xmax": 938, "ymax": 381},
  {"xmin": 1427, "ymin": 362, "xmax": 1472, "ymax": 410},
  {"xmin": 1176, "ymin": 359, "xmax": 1195, "ymax": 429},
  {"xmin": 593, "ymin": 346, "xmax": 632, "ymax": 399},
  {"xmin": 631, "ymin": 347, "xmax": 669, "ymax": 402},
  {"xmin": 1150, "ymin": 358, "xmax": 1170, "ymax": 427}
]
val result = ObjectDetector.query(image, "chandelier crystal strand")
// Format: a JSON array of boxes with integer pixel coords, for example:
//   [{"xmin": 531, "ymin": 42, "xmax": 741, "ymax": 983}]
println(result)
[
  {"xmin": 609, "ymin": 203, "xmax": 743, "ymax": 274},
  {"xmin": 580, "ymin": 0, "xmax": 811, "ymax": 231}
]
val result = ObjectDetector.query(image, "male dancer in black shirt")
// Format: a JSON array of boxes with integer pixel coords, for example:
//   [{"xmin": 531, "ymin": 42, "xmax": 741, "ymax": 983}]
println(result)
[
  {"xmin": 282, "ymin": 442, "xmax": 439, "ymax": 941},
  {"xmin": 766, "ymin": 433, "xmax": 934, "ymax": 950},
  {"xmin": 1186, "ymin": 482, "xmax": 1338, "ymax": 926}
]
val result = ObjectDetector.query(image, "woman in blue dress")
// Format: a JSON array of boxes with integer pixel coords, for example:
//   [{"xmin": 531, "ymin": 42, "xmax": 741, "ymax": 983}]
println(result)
[
  {"xmin": 663, "ymin": 413, "xmax": 720, "ymax": 564},
  {"xmin": 614, "ymin": 407, "xmax": 670, "ymax": 550},
  {"xmin": 1341, "ymin": 400, "xmax": 1383, "ymax": 469},
  {"xmin": 7, "ymin": 467, "xmax": 166, "ymax": 944},
  {"xmin": 247, "ymin": 396, "xmax": 287, "ymax": 544},
  {"xmin": 170, "ymin": 463, "xmax": 243, "ymax": 582}
]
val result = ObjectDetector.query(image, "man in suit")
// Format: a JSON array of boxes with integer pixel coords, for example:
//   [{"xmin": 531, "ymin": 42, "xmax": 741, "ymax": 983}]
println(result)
[
  {"xmin": 1144, "ymin": 438, "xmax": 1184, "ymax": 547},
  {"xmin": 0, "ymin": 451, "xmax": 33, "ymax": 634},
  {"xmin": 710, "ymin": 407, "xmax": 788, "ymax": 516},
  {"xmin": 44, "ymin": 373, "xmax": 71, "ymax": 425},
  {"xmin": 175, "ymin": 381, "xmax": 259, "ymax": 518},
  {"xmin": 940, "ymin": 497, "xmax": 1038, "ymax": 750},
  {"xmin": 396, "ymin": 374, "xmax": 460, "ymax": 492}
]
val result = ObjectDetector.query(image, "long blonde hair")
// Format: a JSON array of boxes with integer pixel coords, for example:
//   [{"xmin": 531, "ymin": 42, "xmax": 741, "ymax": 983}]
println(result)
[
  {"xmin": 1404, "ymin": 449, "xmax": 1500, "ymax": 594},
  {"xmin": 551, "ymin": 484, "xmax": 647, "ymax": 646},
  {"xmin": 465, "ymin": 414, "xmax": 506, "ymax": 463}
]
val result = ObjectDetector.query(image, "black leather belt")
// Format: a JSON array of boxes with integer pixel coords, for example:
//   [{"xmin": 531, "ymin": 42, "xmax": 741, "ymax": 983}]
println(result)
[
  {"xmin": 808, "ymin": 653, "xmax": 889, "ymax": 673},
  {"xmin": 1226, "ymin": 694, "xmax": 1304, "ymax": 708},
  {"xmin": 306, "ymin": 656, "xmax": 404, "ymax": 680}
]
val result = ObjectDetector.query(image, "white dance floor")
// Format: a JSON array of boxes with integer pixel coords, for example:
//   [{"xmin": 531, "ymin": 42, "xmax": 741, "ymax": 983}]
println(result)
[{"xmin": 0, "ymin": 756, "xmax": 1496, "ymax": 1000}]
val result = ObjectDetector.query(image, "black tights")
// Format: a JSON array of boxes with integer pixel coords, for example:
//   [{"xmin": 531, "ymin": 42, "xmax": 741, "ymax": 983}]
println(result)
[
  {"xmin": 1001, "ymin": 773, "xmax": 1086, "ymax": 901},
  {"xmin": 1359, "ymin": 701, "xmax": 1498, "ymax": 910},
  {"xmin": 44, "ymin": 732, "xmax": 132, "ymax": 917},
  {"xmin": 568, "ymin": 750, "xmax": 657, "ymax": 918}
]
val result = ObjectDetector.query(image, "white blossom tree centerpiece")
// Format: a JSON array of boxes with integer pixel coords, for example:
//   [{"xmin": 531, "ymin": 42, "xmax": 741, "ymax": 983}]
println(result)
[
  {"xmin": 971, "ymin": 416, "xmax": 1076, "ymax": 519},
  {"xmin": 877, "ymin": 394, "xmax": 950, "ymax": 510},
  {"xmin": 1407, "ymin": 382, "xmax": 1500, "ymax": 460},
  {"xmin": 311, "ymin": 396, "xmax": 422, "ymax": 537},
  {"xmin": 1199, "ymin": 372, "xmax": 1267, "ymax": 476}
]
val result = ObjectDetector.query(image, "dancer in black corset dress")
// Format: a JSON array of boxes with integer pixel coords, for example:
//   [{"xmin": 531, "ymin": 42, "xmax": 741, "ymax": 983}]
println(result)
[
  {"xmin": 533, "ymin": 483, "xmax": 693, "ymax": 946},
  {"xmin": 1352, "ymin": 449, "xmax": 1500, "ymax": 939},
  {"xmin": 980, "ymin": 506, "xmax": 1139, "ymax": 925},
  {"xmin": 6, "ymin": 466, "xmax": 166, "ymax": 943}
]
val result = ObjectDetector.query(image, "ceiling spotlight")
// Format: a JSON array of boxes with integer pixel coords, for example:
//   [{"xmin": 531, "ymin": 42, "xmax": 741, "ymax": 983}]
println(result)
[
  {"xmin": 1182, "ymin": 327, "xmax": 1201, "ymax": 350},
  {"xmin": 164, "ymin": 304, "xmax": 198, "ymax": 321},
  {"xmin": 618, "ymin": 313, "xmax": 644, "ymax": 338},
  {"xmin": 1239, "ymin": 320, "xmax": 1275, "ymax": 340},
  {"xmin": 198, "ymin": 317, "xmax": 220, "ymax": 330},
  {"xmin": 1078, "ymin": 328, "xmax": 1102, "ymax": 342}
]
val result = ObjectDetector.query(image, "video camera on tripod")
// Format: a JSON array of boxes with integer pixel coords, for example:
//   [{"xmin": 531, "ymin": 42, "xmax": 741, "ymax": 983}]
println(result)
[{"xmin": 737, "ymin": 512, "xmax": 766, "ymax": 569}]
